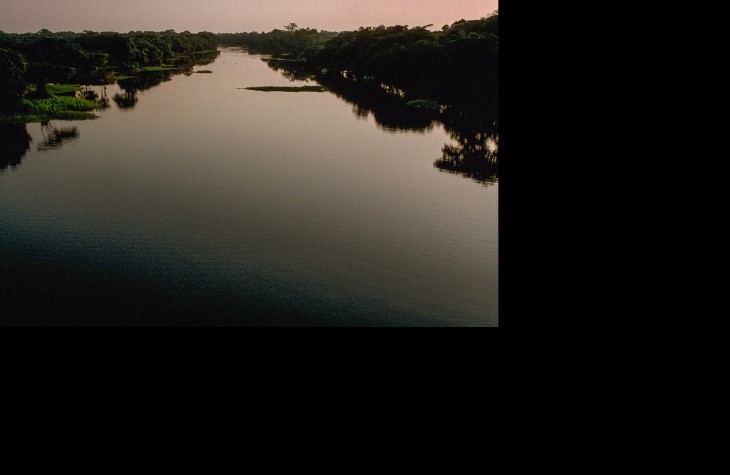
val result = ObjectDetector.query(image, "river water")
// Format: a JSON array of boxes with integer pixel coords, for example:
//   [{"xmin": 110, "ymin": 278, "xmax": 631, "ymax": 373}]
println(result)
[{"xmin": 0, "ymin": 47, "xmax": 498, "ymax": 326}]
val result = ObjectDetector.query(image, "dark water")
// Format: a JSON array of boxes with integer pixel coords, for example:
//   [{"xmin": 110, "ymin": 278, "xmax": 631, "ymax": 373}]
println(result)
[{"xmin": 0, "ymin": 47, "xmax": 498, "ymax": 326}]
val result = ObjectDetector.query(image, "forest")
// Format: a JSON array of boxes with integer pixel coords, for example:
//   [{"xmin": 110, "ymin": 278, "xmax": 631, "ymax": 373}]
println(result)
[
  {"xmin": 217, "ymin": 23, "xmax": 338, "ymax": 56},
  {"xmin": 217, "ymin": 12, "xmax": 498, "ymax": 110},
  {"xmin": 2, "ymin": 12, "xmax": 497, "ymax": 118},
  {"xmin": 0, "ymin": 30, "xmax": 217, "ymax": 117}
]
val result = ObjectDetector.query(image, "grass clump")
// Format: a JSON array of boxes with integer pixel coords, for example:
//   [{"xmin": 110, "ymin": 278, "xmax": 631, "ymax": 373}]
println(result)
[
  {"xmin": 23, "ymin": 96, "xmax": 98, "ymax": 114},
  {"xmin": 243, "ymin": 85, "xmax": 326, "ymax": 92}
]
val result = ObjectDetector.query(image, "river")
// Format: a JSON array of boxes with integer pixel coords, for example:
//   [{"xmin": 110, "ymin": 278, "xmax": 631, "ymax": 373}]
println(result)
[{"xmin": 0, "ymin": 47, "xmax": 498, "ymax": 326}]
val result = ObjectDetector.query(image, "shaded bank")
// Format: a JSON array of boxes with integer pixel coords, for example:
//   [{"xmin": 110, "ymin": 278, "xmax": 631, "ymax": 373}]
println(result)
[
  {"xmin": 0, "ymin": 50, "xmax": 219, "ymax": 123},
  {"xmin": 0, "ymin": 30, "xmax": 219, "ymax": 121}
]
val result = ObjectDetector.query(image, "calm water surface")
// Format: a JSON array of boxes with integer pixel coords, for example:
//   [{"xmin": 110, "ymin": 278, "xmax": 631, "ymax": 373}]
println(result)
[{"xmin": 0, "ymin": 48, "xmax": 497, "ymax": 326}]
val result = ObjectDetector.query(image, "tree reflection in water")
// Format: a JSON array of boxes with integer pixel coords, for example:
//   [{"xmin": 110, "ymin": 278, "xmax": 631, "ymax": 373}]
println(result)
[
  {"xmin": 435, "ymin": 111, "xmax": 498, "ymax": 185},
  {"xmin": 114, "ymin": 52, "xmax": 220, "ymax": 110},
  {"xmin": 114, "ymin": 71, "xmax": 172, "ymax": 110},
  {"xmin": 82, "ymin": 87, "xmax": 111, "ymax": 110},
  {"xmin": 0, "ymin": 124, "xmax": 32, "ymax": 172},
  {"xmin": 0, "ymin": 122, "xmax": 81, "ymax": 172},
  {"xmin": 1, "ymin": 53, "xmax": 221, "ymax": 172},
  {"xmin": 37, "ymin": 122, "xmax": 80, "ymax": 151},
  {"xmin": 265, "ymin": 58, "xmax": 498, "ymax": 185},
  {"xmin": 113, "ymin": 89, "xmax": 139, "ymax": 109}
]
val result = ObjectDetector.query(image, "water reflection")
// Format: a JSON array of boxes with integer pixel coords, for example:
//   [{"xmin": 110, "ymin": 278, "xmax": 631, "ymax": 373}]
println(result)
[
  {"xmin": 115, "ymin": 71, "xmax": 172, "ymax": 110},
  {"xmin": 265, "ymin": 58, "xmax": 498, "ymax": 185},
  {"xmin": 0, "ymin": 123, "xmax": 81, "ymax": 172},
  {"xmin": 180, "ymin": 51, "xmax": 219, "ymax": 71},
  {"xmin": 82, "ymin": 87, "xmax": 111, "ymax": 110},
  {"xmin": 37, "ymin": 122, "xmax": 80, "ymax": 151},
  {"xmin": 113, "ymin": 90, "xmax": 139, "ymax": 109},
  {"xmin": 0, "ymin": 124, "xmax": 32, "ymax": 172},
  {"xmin": 114, "ymin": 52, "xmax": 220, "ymax": 110},
  {"xmin": 435, "ymin": 111, "xmax": 499, "ymax": 185}
]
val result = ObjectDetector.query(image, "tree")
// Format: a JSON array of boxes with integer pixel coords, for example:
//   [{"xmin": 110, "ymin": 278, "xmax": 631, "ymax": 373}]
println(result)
[
  {"xmin": 285, "ymin": 23, "xmax": 299, "ymax": 32},
  {"xmin": 0, "ymin": 48, "xmax": 27, "ymax": 111},
  {"xmin": 23, "ymin": 37, "xmax": 88, "ymax": 97}
]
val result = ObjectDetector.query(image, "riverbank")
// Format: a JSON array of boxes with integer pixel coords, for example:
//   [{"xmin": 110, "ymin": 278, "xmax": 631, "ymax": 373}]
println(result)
[{"xmin": 0, "ymin": 87, "xmax": 99, "ymax": 124}]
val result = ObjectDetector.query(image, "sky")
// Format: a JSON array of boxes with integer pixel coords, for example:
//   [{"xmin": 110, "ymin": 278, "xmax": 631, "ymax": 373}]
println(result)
[{"xmin": 0, "ymin": 0, "xmax": 498, "ymax": 34}]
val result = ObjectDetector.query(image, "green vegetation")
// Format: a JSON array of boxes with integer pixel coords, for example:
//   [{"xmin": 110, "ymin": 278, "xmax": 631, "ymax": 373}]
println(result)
[
  {"xmin": 24, "ymin": 96, "xmax": 97, "ymax": 113},
  {"xmin": 218, "ymin": 24, "xmax": 338, "ymax": 57},
  {"xmin": 0, "ymin": 30, "xmax": 218, "ymax": 121},
  {"xmin": 244, "ymin": 85, "xmax": 326, "ymax": 92},
  {"xmin": 311, "ymin": 14, "xmax": 498, "ymax": 107},
  {"xmin": 139, "ymin": 65, "xmax": 179, "ymax": 72},
  {"xmin": 195, "ymin": 70, "xmax": 213, "ymax": 73},
  {"xmin": 0, "ymin": 96, "xmax": 98, "ymax": 123},
  {"xmin": 406, "ymin": 98, "xmax": 440, "ymax": 109},
  {"xmin": 221, "ymin": 12, "xmax": 498, "ymax": 110},
  {"xmin": 46, "ymin": 84, "xmax": 82, "ymax": 95}
]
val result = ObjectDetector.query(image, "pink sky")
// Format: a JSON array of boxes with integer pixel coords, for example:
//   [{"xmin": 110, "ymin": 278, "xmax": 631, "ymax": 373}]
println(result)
[{"xmin": 0, "ymin": 0, "xmax": 498, "ymax": 33}]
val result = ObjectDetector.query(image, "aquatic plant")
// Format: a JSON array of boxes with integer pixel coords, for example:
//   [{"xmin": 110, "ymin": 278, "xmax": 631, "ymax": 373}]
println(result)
[{"xmin": 243, "ymin": 85, "xmax": 326, "ymax": 92}]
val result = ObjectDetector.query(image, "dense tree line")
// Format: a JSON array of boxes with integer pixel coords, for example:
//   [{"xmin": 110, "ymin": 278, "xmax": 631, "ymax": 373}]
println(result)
[
  {"xmin": 0, "ymin": 30, "xmax": 217, "ymax": 110},
  {"xmin": 313, "ymin": 14, "xmax": 498, "ymax": 108},
  {"xmin": 218, "ymin": 13, "xmax": 497, "ymax": 109},
  {"xmin": 217, "ymin": 23, "xmax": 338, "ymax": 56}
]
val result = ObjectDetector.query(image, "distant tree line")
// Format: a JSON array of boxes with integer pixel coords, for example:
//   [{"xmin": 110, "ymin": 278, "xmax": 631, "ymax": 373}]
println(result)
[
  {"xmin": 0, "ymin": 30, "xmax": 217, "ymax": 111},
  {"xmin": 217, "ymin": 24, "xmax": 338, "ymax": 57},
  {"xmin": 217, "ymin": 12, "xmax": 498, "ymax": 109}
]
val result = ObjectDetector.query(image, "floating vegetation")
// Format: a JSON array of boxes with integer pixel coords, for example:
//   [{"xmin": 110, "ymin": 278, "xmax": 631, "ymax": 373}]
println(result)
[
  {"xmin": 242, "ymin": 85, "xmax": 326, "ymax": 92},
  {"xmin": 406, "ymin": 98, "xmax": 440, "ymax": 110},
  {"xmin": 139, "ymin": 65, "xmax": 180, "ymax": 72},
  {"xmin": 195, "ymin": 70, "xmax": 213, "ymax": 74}
]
